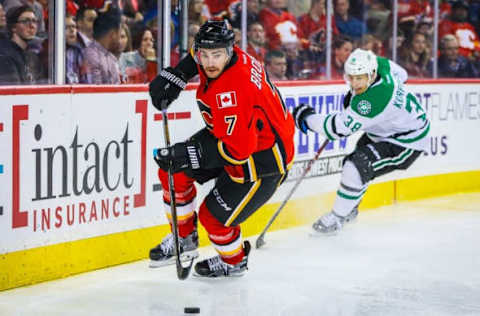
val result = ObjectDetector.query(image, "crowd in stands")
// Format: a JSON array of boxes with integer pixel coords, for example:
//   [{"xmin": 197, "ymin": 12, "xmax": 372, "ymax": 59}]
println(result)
[{"xmin": 0, "ymin": 0, "xmax": 479, "ymax": 86}]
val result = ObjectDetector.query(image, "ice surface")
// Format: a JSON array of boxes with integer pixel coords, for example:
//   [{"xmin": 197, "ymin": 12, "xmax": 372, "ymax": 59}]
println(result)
[{"xmin": 1, "ymin": 193, "xmax": 479, "ymax": 316}]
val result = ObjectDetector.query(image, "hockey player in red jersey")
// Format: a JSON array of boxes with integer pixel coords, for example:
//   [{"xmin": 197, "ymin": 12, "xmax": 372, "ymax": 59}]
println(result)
[{"xmin": 148, "ymin": 20, "xmax": 295, "ymax": 278}]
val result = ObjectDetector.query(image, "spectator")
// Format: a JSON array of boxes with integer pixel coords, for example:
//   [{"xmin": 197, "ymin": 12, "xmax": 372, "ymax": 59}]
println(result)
[
  {"xmin": 171, "ymin": 22, "xmax": 200, "ymax": 67},
  {"xmin": 397, "ymin": 0, "xmax": 433, "ymax": 39},
  {"xmin": 3, "ymin": 0, "xmax": 46, "ymax": 38},
  {"xmin": 118, "ymin": 22, "xmax": 132, "ymax": 56},
  {"xmin": 76, "ymin": 6, "xmax": 97, "ymax": 45},
  {"xmin": 398, "ymin": 32, "xmax": 432, "ymax": 78},
  {"xmin": 188, "ymin": 0, "xmax": 209, "ymax": 25},
  {"xmin": 80, "ymin": 7, "xmax": 122, "ymax": 84},
  {"xmin": 334, "ymin": 0, "xmax": 367, "ymax": 40},
  {"xmin": 0, "ymin": 4, "xmax": 7, "ymax": 37},
  {"xmin": 259, "ymin": 0, "xmax": 306, "ymax": 50},
  {"xmin": 359, "ymin": 33, "xmax": 384, "ymax": 57},
  {"xmin": 0, "ymin": 5, "xmax": 44, "ymax": 84},
  {"xmin": 119, "ymin": 25, "xmax": 156, "ymax": 83},
  {"xmin": 120, "ymin": 0, "xmax": 145, "ymax": 26},
  {"xmin": 265, "ymin": 49, "xmax": 288, "ymax": 80},
  {"xmin": 65, "ymin": 15, "xmax": 84, "ymax": 84},
  {"xmin": 435, "ymin": 34, "xmax": 479, "ymax": 78},
  {"xmin": 365, "ymin": 0, "xmax": 391, "ymax": 42},
  {"xmin": 439, "ymin": 0, "xmax": 480, "ymax": 59},
  {"xmin": 233, "ymin": 27, "xmax": 241, "ymax": 46},
  {"xmin": 298, "ymin": 0, "xmax": 339, "ymax": 51},
  {"xmin": 203, "ymin": 0, "xmax": 237, "ymax": 19},
  {"xmin": 322, "ymin": 35, "xmax": 353, "ymax": 79},
  {"xmin": 247, "ymin": 22, "xmax": 267, "ymax": 63},
  {"xmin": 287, "ymin": 0, "xmax": 310, "ymax": 17},
  {"xmin": 230, "ymin": 0, "xmax": 260, "ymax": 28}
]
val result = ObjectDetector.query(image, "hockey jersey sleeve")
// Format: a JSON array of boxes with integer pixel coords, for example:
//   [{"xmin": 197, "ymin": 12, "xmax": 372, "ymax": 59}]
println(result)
[
  {"xmin": 377, "ymin": 56, "xmax": 408, "ymax": 84},
  {"xmin": 305, "ymin": 106, "xmax": 378, "ymax": 141},
  {"xmin": 388, "ymin": 60, "xmax": 408, "ymax": 83}
]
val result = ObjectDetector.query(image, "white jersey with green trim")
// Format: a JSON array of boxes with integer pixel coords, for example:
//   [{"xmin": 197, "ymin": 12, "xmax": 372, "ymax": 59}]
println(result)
[{"xmin": 306, "ymin": 56, "xmax": 430, "ymax": 151}]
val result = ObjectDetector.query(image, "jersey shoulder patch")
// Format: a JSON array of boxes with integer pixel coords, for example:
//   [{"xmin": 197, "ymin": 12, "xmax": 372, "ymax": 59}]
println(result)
[{"xmin": 351, "ymin": 76, "xmax": 394, "ymax": 118}]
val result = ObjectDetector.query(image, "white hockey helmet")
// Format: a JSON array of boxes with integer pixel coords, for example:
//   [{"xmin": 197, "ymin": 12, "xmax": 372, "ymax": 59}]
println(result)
[{"xmin": 344, "ymin": 48, "xmax": 378, "ymax": 85}]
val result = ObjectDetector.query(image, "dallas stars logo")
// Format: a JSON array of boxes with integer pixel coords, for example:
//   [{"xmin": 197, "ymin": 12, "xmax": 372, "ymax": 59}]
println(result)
[{"xmin": 357, "ymin": 100, "xmax": 372, "ymax": 115}]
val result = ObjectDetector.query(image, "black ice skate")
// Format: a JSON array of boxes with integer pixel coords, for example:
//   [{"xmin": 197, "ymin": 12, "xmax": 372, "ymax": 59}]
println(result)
[
  {"xmin": 311, "ymin": 207, "xmax": 358, "ymax": 235},
  {"xmin": 149, "ymin": 225, "xmax": 199, "ymax": 268},
  {"xmin": 194, "ymin": 241, "xmax": 251, "ymax": 278}
]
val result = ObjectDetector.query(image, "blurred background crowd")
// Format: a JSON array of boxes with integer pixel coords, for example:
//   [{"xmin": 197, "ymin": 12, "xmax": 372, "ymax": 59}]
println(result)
[{"xmin": 0, "ymin": 0, "xmax": 479, "ymax": 86}]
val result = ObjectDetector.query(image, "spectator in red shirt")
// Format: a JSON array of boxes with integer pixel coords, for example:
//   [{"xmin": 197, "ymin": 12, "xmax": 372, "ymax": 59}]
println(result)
[
  {"xmin": 439, "ymin": 0, "xmax": 480, "ymax": 58},
  {"xmin": 298, "ymin": 0, "xmax": 339, "ymax": 51},
  {"xmin": 247, "ymin": 22, "xmax": 267, "ymax": 63},
  {"xmin": 259, "ymin": 0, "xmax": 306, "ymax": 50}
]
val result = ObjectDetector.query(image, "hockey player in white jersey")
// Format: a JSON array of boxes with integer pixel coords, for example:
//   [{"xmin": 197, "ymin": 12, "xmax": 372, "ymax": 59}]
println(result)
[{"xmin": 293, "ymin": 48, "xmax": 430, "ymax": 234}]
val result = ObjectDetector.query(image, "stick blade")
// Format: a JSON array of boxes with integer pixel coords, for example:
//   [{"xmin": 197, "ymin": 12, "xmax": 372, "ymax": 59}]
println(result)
[
  {"xmin": 255, "ymin": 236, "xmax": 266, "ymax": 249},
  {"xmin": 176, "ymin": 257, "xmax": 194, "ymax": 280}
]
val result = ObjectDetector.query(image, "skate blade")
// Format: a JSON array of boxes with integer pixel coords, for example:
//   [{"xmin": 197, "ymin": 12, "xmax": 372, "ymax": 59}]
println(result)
[
  {"xmin": 308, "ymin": 229, "xmax": 339, "ymax": 237},
  {"xmin": 192, "ymin": 270, "xmax": 247, "ymax": 278},
  {"xmin": 149, "ymin": 250, "xmax": 199, "ymax": 268}
]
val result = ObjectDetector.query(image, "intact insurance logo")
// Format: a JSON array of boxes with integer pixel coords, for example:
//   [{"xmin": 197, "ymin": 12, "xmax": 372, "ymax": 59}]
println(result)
[
  {"xmin": 10, "ymin": 100, "xmax": 148, "ymax": 233},
  {"xmin": 284, "ymin": 93, "xmax": 350, "ymax": 182}
]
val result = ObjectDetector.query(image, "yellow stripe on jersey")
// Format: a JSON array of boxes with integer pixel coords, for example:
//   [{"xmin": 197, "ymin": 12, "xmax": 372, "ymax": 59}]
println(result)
[
  {"xmin": 225, "ymin": 179, "xmax": 262, "ymax": 226},
  {"xmin": 248, "ymin": 156, "xmax": 258, "ymax": 181},
  {"xmin": 217, "ymin": 140, "xmax": 249, "ymax": 165},
  {"xmin": 272, "ymin": 143, "xmax": 285, "ymax": 174},
  {"xmin": 229, "ymin": 175, "xmax": 245, "ymax": 184}
]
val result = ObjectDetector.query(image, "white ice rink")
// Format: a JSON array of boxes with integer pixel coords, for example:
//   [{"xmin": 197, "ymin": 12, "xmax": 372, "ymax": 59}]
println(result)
[{"xmin": 1, "ymin": 193, "xmax": 479, "ymax": 316}]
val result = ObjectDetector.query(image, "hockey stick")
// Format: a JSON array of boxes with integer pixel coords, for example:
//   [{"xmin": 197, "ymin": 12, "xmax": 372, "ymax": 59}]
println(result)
[
  {"xmin": 160, "ymin": 104, "xmax": 194, "ymax": 280},
  {"xmin": 255, "ymin": 139, "xmax": 329, "ymax": 249}
]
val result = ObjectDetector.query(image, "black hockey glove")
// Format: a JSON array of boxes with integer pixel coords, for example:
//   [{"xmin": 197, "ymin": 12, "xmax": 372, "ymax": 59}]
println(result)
[
  {"xmin": 292, "ymin": 103, "xmax": 315, "ymax": 134},
  {"xmin": 154, "ymin": 140, "xmax": 203, "ymax": 173},
  {"xmin": 149, "ymin": 67, "xmax": 187, "ymax": 111},
  {"xmin": 343, "ymin": 90, "xmax": 352, "ymax": 109}
]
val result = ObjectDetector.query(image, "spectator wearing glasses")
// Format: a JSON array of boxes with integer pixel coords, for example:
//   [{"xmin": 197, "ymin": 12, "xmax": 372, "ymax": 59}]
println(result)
[
  {"xmin": 435, "ymin": 34, "xmax": 479, "ymax": 78},
  {"xmin": 3, "ymin": 0, "xmax": 46, "ymax": 38},
  {"xmin": 0, "ymin": 5, "xmax": 44, "ymax": 84},
  {"xmin": 80, "ymin": 7, "xmax": 122, "ymax": 84}
]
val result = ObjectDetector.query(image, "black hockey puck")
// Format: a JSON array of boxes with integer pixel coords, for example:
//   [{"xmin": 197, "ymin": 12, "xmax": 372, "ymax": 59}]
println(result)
[{"xmin": 184, "ymin": 307, "xmax": 200, "ymax": 314}]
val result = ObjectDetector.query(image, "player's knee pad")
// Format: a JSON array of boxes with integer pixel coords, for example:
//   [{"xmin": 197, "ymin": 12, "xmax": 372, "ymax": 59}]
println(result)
[{"xmin": 344, "ymin": 150, "xmax": 374, "ymax": 185}]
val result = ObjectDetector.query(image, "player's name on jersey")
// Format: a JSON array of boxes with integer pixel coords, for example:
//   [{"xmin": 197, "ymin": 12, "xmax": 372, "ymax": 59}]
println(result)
[{"xmin": 286, "ymin": 154, "xmax": 346, "ymax": 182}]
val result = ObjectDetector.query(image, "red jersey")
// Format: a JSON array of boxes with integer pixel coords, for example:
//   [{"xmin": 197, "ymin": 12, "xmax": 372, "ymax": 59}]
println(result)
[
  {"xmin": 439, "ymin": 20, "xmax": 480, "ymax": 57},
  {"xmin": 397, "ymin": 0, "xmax": 432, "ymax": 21},
  {"xmin": 259, "ymin": 7, "xmax": 304, "ymax": 50},
  {"xmin": 195, "ymin": 46, "xmax": 295, "ymax": 183},
  {"xmin": 297, "ymin": 13, "xmax": 339, "ymax": 44},
  {"xmin": 204, "ymin": 0, "xmax": 239, "ymax": 17},
  {"xmin": 246, "ymin": 44, "xmax": 267, "ymax": 64}
]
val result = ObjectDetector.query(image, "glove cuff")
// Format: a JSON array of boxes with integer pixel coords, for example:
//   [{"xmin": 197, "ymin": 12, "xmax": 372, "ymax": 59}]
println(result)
[
  {"xmin": 160, "ymin": 68, "xmax": 187, "ymax": 90},
  {"xmin": 186, "ymin": 144, "xmax": 201, "ymax": 169}
]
